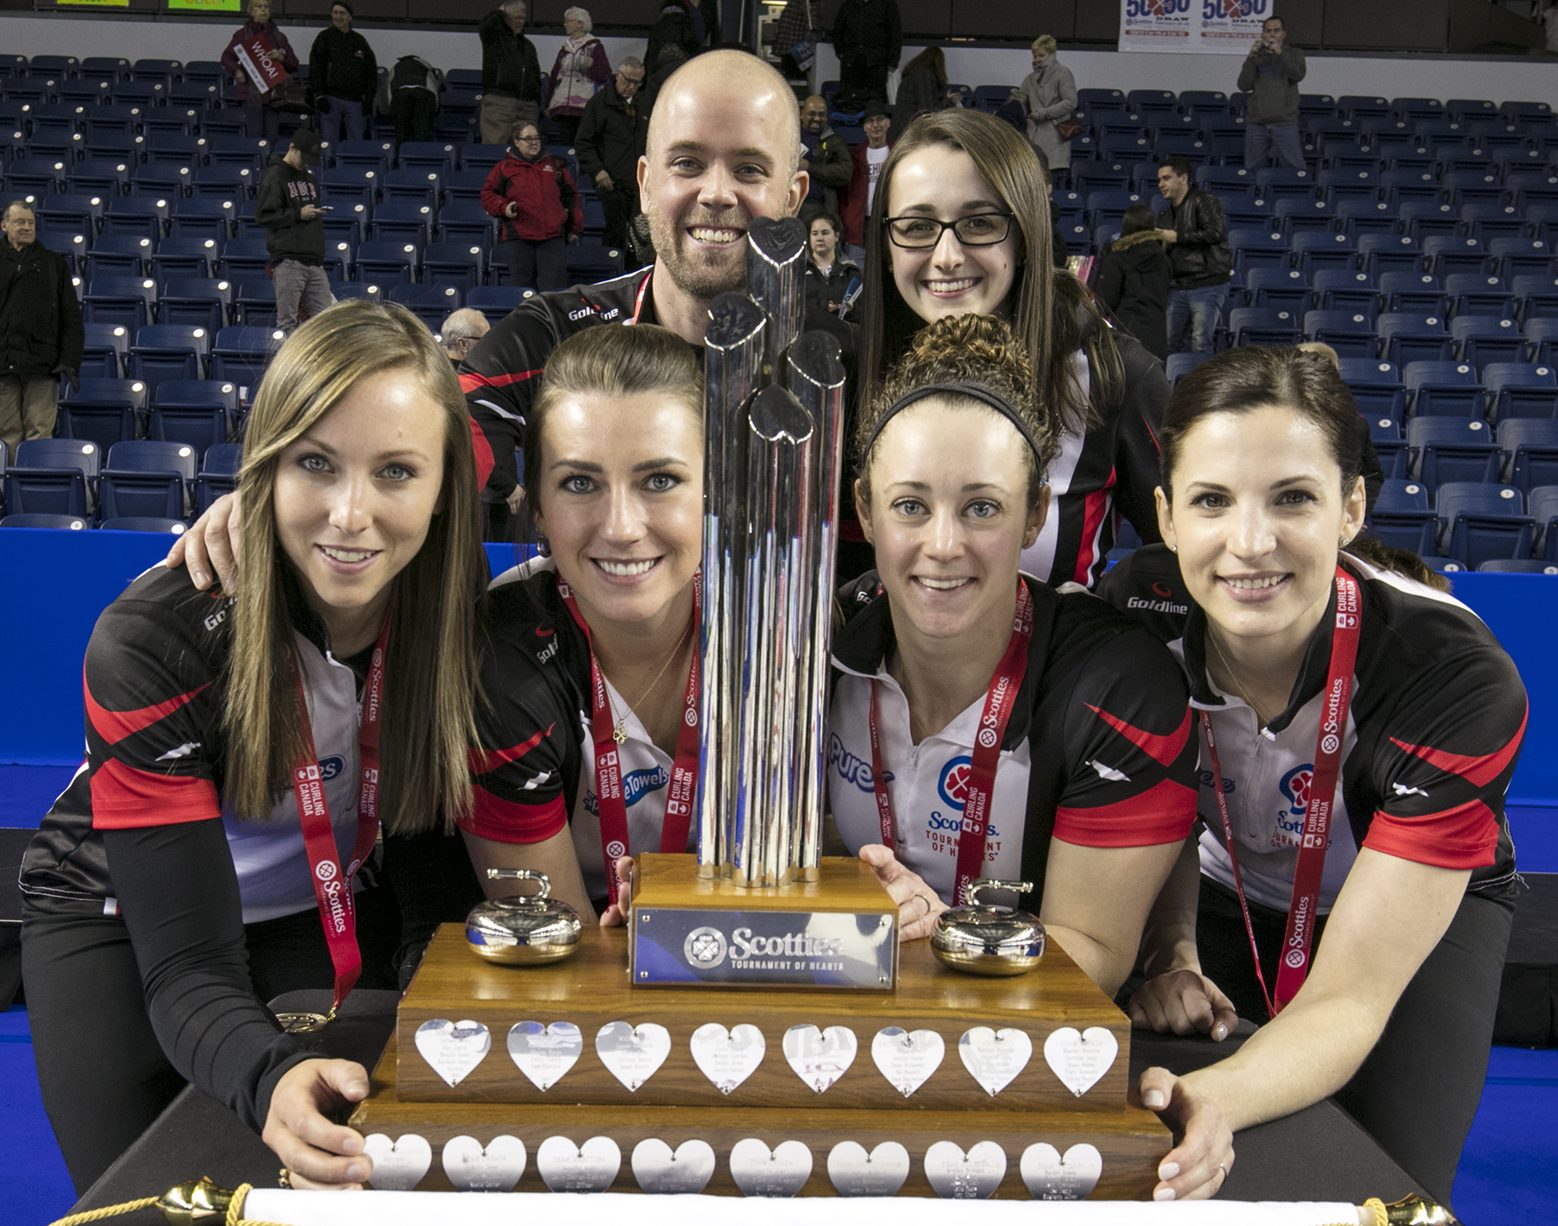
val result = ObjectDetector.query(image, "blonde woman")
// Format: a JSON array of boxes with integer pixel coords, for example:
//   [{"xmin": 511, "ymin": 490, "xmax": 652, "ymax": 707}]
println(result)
[{"xmin": 19, "ymin": 300, "xmax": 486, "ymax": 1193}]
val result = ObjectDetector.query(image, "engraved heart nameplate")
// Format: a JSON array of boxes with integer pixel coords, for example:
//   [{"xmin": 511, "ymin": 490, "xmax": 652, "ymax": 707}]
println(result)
[
  {"xmin": 782, "ymin": 1023, "xmax": 858, "ymax": 1094},
  {"xmin": 690, "ymin": 1021, "xmax": 766, "ymax": 1094},
  {"xmin": 1042, "ymin": 1026, "xmax": 1118, "ymax": 1097},
  {"xmin": 413, "ymin": 1018, "xmax": 490, "ymax": 1088},
  {"xmin": 958, "ymin": 1026, "xmax": 1032, "ymax": 1097},
  {"xmin": 871, "ymin": 1026, "xmax": 945, "ymax": 1097},
  {"xmin": 729, "ymin": 1138, "xmax": 813, "ymax": 1197},
  {"xmin": 363, "ymin": 1133, "xmax": 432, "ymax": 1190},
  {"xmin": 535, "ymin": 1135, "xmax": 621, "ymax": 1192},
  {"xmin": 506, "ymin": 1020, "xmax": 583, "ymax": 1091},
  {"xmin": 826, "ymin": 1140, "xmax": 910, "ymax": 1197},
  {"xmin": 631, "ymin": 1138, "xmax": 717, "ymax": 1194},
  {"xmin": 1020, "ymin": 1142, "xmax": 1103, "ymax": 1200},
  {"xmin": 923, "ymin": 1140, "xmax": 1007, "ymax": 1200},
  {"xmin": 441, "ymin": 1134, "xmax": 526, "ymax": 1192},
  {"xmin": 594, "ymin": 1020, "xmax": 672, "ymax": 1092}
]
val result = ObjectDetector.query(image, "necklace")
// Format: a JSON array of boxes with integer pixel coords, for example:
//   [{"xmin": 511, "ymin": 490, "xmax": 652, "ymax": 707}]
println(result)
[
  {"xmin": 1206, "ymin": 629, "xmax": 1273, "ymax": 729},
  {"xmin": 603, "ymin": 617, "xmax": 694, "ymax": 744}
]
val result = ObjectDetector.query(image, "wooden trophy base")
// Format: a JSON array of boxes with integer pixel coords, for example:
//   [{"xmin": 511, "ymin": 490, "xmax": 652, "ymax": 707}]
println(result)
[
  {"xmin": 627, "ymin": 853, "xmax": 899, "ymax": 990},
  {"xmin": 356, "ymin": 922, "xmax": 1171, "ymax": 1198}
]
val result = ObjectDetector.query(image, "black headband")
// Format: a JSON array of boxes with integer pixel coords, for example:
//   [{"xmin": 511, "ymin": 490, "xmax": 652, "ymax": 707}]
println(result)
[{"xmin": 859, "ymin": 382, "xmax": 1045, "ymax": 470}]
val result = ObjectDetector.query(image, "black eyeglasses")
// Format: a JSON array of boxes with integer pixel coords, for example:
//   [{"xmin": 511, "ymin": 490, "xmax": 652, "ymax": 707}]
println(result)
[
  {"xmin": 883, "ymin": 212, "xmax": 1015, "ymax": 249},
  {"xmin": 516, "ymin": 132, "xmax": 542, "ymax": 143}
]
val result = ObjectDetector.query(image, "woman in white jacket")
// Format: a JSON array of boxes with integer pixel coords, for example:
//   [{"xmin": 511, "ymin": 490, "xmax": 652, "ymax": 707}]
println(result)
[{"xmin": 1020, "ymin": 34, "xmax": 1078, "ymax": 183}]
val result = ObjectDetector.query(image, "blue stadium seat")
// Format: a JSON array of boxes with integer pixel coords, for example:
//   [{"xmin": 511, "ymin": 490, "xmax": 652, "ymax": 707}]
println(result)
[
  {"xmin": 130, "ymin": 324, "xmax": 210, "ymax": 388},
  {"xmin": 6, "ymin": 156, "xmax": 70, "ymax": 195},
  {"xmin": 466, "ymin": 285, "xmax": 531, "ymax": 322},
  {"xmin": 328, "ymin": 138, "xmax": 394, "ymax": 170},
  {"xmin": 1423, "ymin": 235, "xmax": 1491, "ymax": 280},
  {"xmin": 562, "ymin": 239, "xmax": 624, "ymax": 285},
  {"xmin": 101, "ymin": 196, "xmax": 168, "ymax": 242},
  {"xmin": 354, "ymin": 239, "xmax": 418, "ymax": 286},
  {"xmin": 1228, "ymin": 228, "xmax": 1288, "ymax": 276},
  {"xmin": 1483, "ymin": 362, "xmax": 1558, "ymax": 422},
  {"xmin": 1530, "ymin": 485, "xmax": 1558, "ymax": 560},
  {"xmin": 1379, "ymin": 312, "xmax": 1452, "ymax": 367},
  {"xmin": 1313, "ymin": 269, "xmax": 1380, "ymax": 312},
  {"xmin": 85, "ymin": 234, "xmax": 153, "ymax": 280},
  {"xmin": 1377, "ymin": 271, "xmax": 1445, "ymax": 315},
  {"xmin": 1408, "ymin": 417, "xmax": 1498, "ymax": 487},
  {"xmin": 57, "ymin": 395, "xmax": 138, "ymax": 453},
  {"xmin": 1433, "ymin": 481, "xmax": 1532, "ymax": 568},
  {"xmin": 1451, "ymin": 316, "xmax": 1525, "ymax": 370},
  {"xmin": 1365, "ymin": 413, "xmax": 1406, "ymax": 476},
  {"xmin": 369, "ymin": 200, "xmax": 435, "ymax": 243},
  {"xmin": 151, "ymin": 235, "xmax": 222, "ymax": 279},
  {"xmin": 388, "ymin": 283, "xmax": 460, "ymax": 331},
  {"xmin": 1512, "ymin": 274, "xmax": 1558, "ymax": 324},
  {"xmin": 1369, "ymin": 478, "xmax": 1435, "ymax": 553},
  {"xmin": 216, "ymin": 236, "xmax": 271, "ymax": 282},
  {"xmin": 435, "ymin": 198, "xmax": 496, "ymax": 247},
  {"xmin": 83, "ymin": 275, "xmax": 158, "ymax": 331},
  {"xmin": 397, "ymin": 141, "xmax": 457, "ymax": 171},
  {"xmin": 190, "ymin": 163, "xmax": 255, "ymax": 202},
  {"xmin": 205, "ymin": 134, "xmax": 270, "ymax": 170},
  {"xmin": 157, "ymin": 277, "xmax": 232, "ymax": 330},
  {"xmin": 1358, "ymin": 233, "xmax": 1424, "ymax": 279},
  {"xmin": 210, "ymin": 325, "xmax": 284, "ymax": 388},
  {"xmin": 1527, "ymin": 318, "xmax": 1558, "ymax": 366},
  {"xmin": 80, "ymin": 322, "xmax": 130, "ymax": 379},
  {"xmin": 4, "ymin": 438, "xmax": 100, "ymax": 518},
  {"xmin": 194, "ymin": 440, "xmax": 243, "ymax": 512},
  {"xmin": 1458, "ymin": 202, "xmax": 1527, "ymax": 242},
  {"xmin": 1499, "ymin": 418, "xmax": 1558, "ymax": 491},
  {"xmin": 1292, "ymin": 230, "xmax": 1357, "ymax": 277},
  {"xmin": 1445, "ymin": 273, "xmax": 1514, "ymax": 319},
  {"xmin": 0, "ymin": 513, "xmax": 89, "ymax": 530},
  {"xmin": 1247, "ymin": 267, "xmax": 1311, "ymax": 311},
  {"xmin": 1303, "ymin": 309, "xmax": 1377, "ymax": 357},
  {"xmin": 421, "ymin": 241, "xmax": 485, "ymax": 293},
  {"xmin": 331, "ymin": 281, "xmax": 383, "ymax": 304},
  {"xmin": 1317, "ymin": 168, "xmax": 1381, "ymax": 207},
  {"xmin": 379, "ymin": 167, "xmax": 442, "ymax": 205},
  {"xmin": 440, "ymin": 167, "xmax": 491, "ymax": 205},
  {"xmin": 1273, "ymin": 197, "xmax": 1335, "ymax": 236},
  {"xmin": 1399, "ymin": 201, "xmax": 1461, "ymax": 243},
  {"xmin": 1489, "ymin": 236, "xmax": 1554, "ymax": 280},
  {"xmin": 100, "ymin": 516, "xmax": 187, "ymax": 534},
  {"xmin": 1226, "ymin": 307, "xmax": 1300, "ymax": 348},
  {"xmin": 98, "ymin": 440, "xmax": 197, "ymax": 522},
  {"xmin": 234, "ymin": 278, "xmax": 278, "ymax": 327},
  {"xmin": 149, "ymin": 380, "xmax": 237, "ymax": 454},
  {"xmin": 1404, "ymin": 360, "xmax": 1483, "ymax": 417}
]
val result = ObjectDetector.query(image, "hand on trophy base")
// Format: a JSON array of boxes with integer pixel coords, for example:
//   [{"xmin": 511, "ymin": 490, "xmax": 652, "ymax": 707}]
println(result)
[
  {"xmin": 600, "ymin": 856, "xmax": 635, "ymax": 927},
  {"xmin": 856, "ymin": 844, "xmax": 948, "ymax": 942}
]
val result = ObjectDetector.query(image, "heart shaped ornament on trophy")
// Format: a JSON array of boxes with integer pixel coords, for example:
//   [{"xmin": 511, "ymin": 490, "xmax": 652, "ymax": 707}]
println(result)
[
  {"xmin": 1020, "ymin": 1142, "xmax": 1103, "ymax": 1200},
  {"xmin": 506, "ymin": 1020, "xmax": 583, "ymax": 1091},
  {"xmin": 826, "ymin": 1140, "xmax": 910, "ymax": 1197},
  {"xmin": 441, "ymin": 1134, "xmax": 527, "ymax": 1192},
  {"xmin": 594, "ymin": 1020, "xmax": 672, "ymax": 1092},
  {"xmin": 729, "ymin": 1138, "xmax": 813, "ymax": 1197},
  {"xmin": 958, "ymin": 1026, "xmax": 1033, "ymax": 1097},
  {"xmin": 363, "ymin": 1133, "xmax": 433, "ymax": 1190},
  {"xmin": 782, "ymin": 1024, "xmax": 857, "ymax": 1094},
  {"xmin": 412, "ymin": 1019, "xmax": 491, "ymax": 1088},
  {"xmin": 923, "ymin": 1140, "xmax": 1007, "ymax": 1200},
  {"xmin": 870, "ymin": 1026, "xmax": 945, "ymax": 1097},
  {"xmin": 1042, "ymin": 1026, "xmax": 1119, "ymax": 1097},
  {"xmin": 631, "ymin": 1138, "xmax": 718, "ymax": 1194},
  {"xmin": 536, "ymin": 1135, "xmax": 621, "ymax": 1193},
  {"xmin": 690, "ymin": 1022, "xmax": 766, "ymax": 1094}
]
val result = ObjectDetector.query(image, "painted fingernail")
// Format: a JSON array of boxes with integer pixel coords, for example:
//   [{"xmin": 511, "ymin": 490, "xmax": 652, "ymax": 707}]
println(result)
[
  {"xmin": 1144, "ymin": 1089, "xmax": 1166, "ymax": 1109},
  {"xmin": 1212, "ymin": 1023, "xmax": 1229, "ymax": 1041},
  {"xmin": 346, "ymin": 1162, "xmax": 368, "ymax": 1181},
  {"xmin": 1154, "ymin": 1186, "xmax": 1177, "ymax": 1202},
  {"xmin": 1158, "ymin": 1161, "xmax": 1180, "ymax": 1180}
]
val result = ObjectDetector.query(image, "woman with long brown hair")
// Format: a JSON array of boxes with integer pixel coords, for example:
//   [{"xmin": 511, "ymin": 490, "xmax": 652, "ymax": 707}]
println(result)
[{"xmin": 19, "ymin": 299, "xmax": 486, "ymax": 1193}]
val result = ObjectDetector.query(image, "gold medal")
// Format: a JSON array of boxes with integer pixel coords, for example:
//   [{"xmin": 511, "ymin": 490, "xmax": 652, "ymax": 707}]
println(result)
[{"xmin": 276, "ymin": 1010, "xmax": 332, "ymax": 1035}]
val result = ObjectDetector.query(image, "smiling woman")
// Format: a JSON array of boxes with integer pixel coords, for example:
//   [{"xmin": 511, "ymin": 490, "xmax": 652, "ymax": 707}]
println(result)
[
  {"xmin": 18, "ymin": 299, "xmax": 487, "ymax": 1196},
  {"xmin": 460, "ymin": 323, "xmax": 705, "ymax": 920},
  {"xmin": 827, "ymin": 313, "xmax": 1197, "ymax": 1008}
]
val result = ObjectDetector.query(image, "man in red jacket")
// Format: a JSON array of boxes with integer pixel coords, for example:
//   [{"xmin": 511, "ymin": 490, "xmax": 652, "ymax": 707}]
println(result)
[
  {"xmin": 839, "ymin": 100, "xmax": 892, "ymax": 264},
  {"xmin": 480, "ymin": 120, "xmax": 584, "ymax": 292}
]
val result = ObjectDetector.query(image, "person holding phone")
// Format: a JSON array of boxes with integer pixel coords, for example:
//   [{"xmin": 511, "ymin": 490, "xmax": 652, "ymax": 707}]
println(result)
[
  {"xmin": 256, "ymin": 126, "xmax": 335, "ymax": 331},
  {"xmin": 1237, "ymin": 15, "xmax": 1306, "ymax": 171}
]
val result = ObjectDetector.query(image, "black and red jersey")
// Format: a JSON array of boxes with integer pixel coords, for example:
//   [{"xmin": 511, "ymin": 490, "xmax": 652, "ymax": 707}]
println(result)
[
  {"xmin": 1098, "ymin": 545, "xmax": 1524, "ymax": 907},
  {"xmin": 826, "ymin": 572, "xmax": 1198, "ymax": 910}
]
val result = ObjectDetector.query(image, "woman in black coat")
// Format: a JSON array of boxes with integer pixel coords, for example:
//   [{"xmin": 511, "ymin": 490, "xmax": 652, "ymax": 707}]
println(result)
[{"xmin": 1094, "ymin": 203, "xmax": 1172, "ymax": 362}]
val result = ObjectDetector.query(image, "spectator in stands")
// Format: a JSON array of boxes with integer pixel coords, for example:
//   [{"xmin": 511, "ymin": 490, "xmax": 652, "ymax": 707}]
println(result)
[
  {"xmin": 0, "ymin": 201, "xmax": 82, "ymax": 455},
  {"xmin": 857, "ymin": 108, "xmax": 1167, "ymax": 589},
  {"xmin": 440, "ymin": 307, "xmax": 492, "ymax": 365},
  {"xmin": 1238, "ymin": 15, "xmax": 1306, "ymax": 171},
  {"xmin": 831, "ymin": 0, "xmax": 902, "ymax": 113},
  {"xmin": 840, "ymin": 99, "xmax": 893, "ymax": 264},
  {"xmin": 802, "ymin": 206, "xmax": 858, "ymax": 317},
  {"xmin": 389, "ymin": 55, "xmax": 441, "ymax": 146},
  {"xmin": 479, "ymin": 0, "xmax": 543, "ymax": 145},
  {"xmin": 800, "ymin": 94, "xmax": 852, "ymax": 215},
  {"xmin": 574, "ymin": 58, "xmax": 649, "ymax": 252},
  {"xmin": 1019, "ymin": 34, "xmax": 1078, "ymax": 186},
  {"xmin": 1154, "ymin": 154, "xmax": 1233, "ymax": 356},
  {"xmin": 546, "ymin": 7, "xmax": 610, "ymax": 148},
  {"xmin": 481, "ymin": 119, "xmax": 584, "ymax": 292},
  {"xmin": 771, "ymin": 0, "xmax": 822, "ymax": 80},
  {"xmin": 1094, "ymin": 203, "xmax": 1171, "ymax": 361},
  {"xmin": 257, "ymin": 127, "xmax": 332, "ymax": 332},
  {"xmin": 645, "ymin": 0, "xmax": 702, "ymax": 85},
  {"xmin": 21, "ymin": 299, "xmax": 485, "ymax": 1195},
  {"xmin": 891, "ymin": 46, "xmax": 948, "ymax": 140},
  {"xmin": 222, "ymin": 0, "xmax": 300, "ymax": 146},
  {"xmin": 309, "ymin": 2, "xmax": 377, "ymax": 147}
]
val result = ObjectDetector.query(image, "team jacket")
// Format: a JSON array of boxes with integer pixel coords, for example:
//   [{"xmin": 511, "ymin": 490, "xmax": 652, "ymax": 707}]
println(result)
[
  {"xmin": 459, "ymin": 267, "xmax": 856, "ymax": 499},
  {"xmin": 20, "ymin": 565, "xmax": 373, "ymax": 1129},
  {"xmin": 480, "ymin": 149, "xmax": 584, "ymax": 245},
  {"xmin": 827, "ymin": 572, "xmax": 1198, "ymax": 913},
  {"xmin": 462, "ymin": 559, "xmax": 694, "ymax": 903},
  {"xmin": 1098, "ymin": 545, "xmax": 1524, "ymax": 910}
]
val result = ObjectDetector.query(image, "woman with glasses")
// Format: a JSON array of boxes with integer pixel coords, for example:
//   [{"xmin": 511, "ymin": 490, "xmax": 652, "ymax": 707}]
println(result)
[
  {"xmin": 857, "ymin": 108, "xmax": 1168, "ymax": 590},
  {"xmin": 481, "ymin": 118, "xmax": 585, "ymax": 291}
]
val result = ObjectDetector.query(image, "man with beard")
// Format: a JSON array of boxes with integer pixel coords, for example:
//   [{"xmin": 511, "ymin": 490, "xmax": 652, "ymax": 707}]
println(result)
[{"xmin": 459, "ymin": 50, "xmax": 851, "ymax": 525}]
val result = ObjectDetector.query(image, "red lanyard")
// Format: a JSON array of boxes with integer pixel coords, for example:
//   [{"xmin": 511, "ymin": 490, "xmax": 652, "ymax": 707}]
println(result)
[
  {"xmin": 1200, "ymin": 567, "xmax": 1362, "ymax": 1016},
  {"xmin": 868, "ymin": 580, "xmax": 1034, "ymax": 908},
  {"xmin": 288, "ymin": 618, "xmax": 390, "ymax": 1019},
  {"xmin": 560, "ymin": 581, "xmax": 701, "ymax": 909}
]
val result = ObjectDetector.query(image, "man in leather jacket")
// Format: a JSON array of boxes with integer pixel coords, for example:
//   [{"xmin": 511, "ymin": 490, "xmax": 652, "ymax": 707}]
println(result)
[{"xmin": 1153, "ymin": 155, "xmax": 1233, "ymax": 355}]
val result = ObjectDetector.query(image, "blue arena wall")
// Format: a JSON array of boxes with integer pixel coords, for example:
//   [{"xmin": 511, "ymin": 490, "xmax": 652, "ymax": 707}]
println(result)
[{"xmin": 1, "ymin": 528, "xmax": 1554, "ymax": 802}]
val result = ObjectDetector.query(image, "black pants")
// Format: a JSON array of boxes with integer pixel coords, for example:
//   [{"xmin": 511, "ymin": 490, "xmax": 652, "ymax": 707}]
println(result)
[
  {"xmin": 502, "ymin": 236, "xmax": 568, "ymax": 291},
  {"xmin": 837, "ymin": 61, "xmax": 888, "ymax": 111},
  {"xmin": 598, "ymin": 182, "xmax": 638, "ymax": 251},
  {"xmin": 21, "ymin": 887, "xmax": 399, "ymax": 1194},
  {"xmin": 391, "ymin": 88, "xmax": 437, "ymax": 145},
  {"xmin": 1198, "ymin": 876, "xmax": 1513, "ymax": 1206}
]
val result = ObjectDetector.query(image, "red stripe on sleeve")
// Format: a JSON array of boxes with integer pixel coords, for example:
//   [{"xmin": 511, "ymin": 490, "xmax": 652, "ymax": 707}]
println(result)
[
  {"xmin": 468, "ymin": 724, "xmax": 553, "ymax": 775},
  {"xmin": 458, "ymin": 786, "xmax": 567, "ymax": 844},
  {"xmin": 1053, "ymin": 776, "xmax": 1196, "ymax": 847},
  {"xmin": 1388, "ymin": 704, "xmax": 1527, "ymax": 790},
  {"xmin": 84, "ymin": 667, "xmax": 210, "ymax": 747},
  {"xmin": 1071, "ymin": 478, "xmax": 1113, "ymax": 586},
  {"xmin": 469, "ymin": 414, "xmax": 495, "ymax": 489},
  {"xmin": 459, "ymin": 366, "xmax": 543, "ymax": 394},
  {"xmin": 89, "ymin": 757, "xmax": 221, "ymax": 829},
  {"xmin": 1084, "ymin": 704, "xmax": 1191, "ymax": 768},
  {"xmin": 1362, "ymin": 800, "xmax": 1500, "ymax": 870}
]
